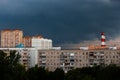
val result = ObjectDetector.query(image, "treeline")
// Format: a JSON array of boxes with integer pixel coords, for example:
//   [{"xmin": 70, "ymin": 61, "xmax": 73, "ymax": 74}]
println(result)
[
  {"xmin": 66, "ymin": 65, "xmax": 120, "ymax": 80},
  {"xmin": 1, "ymin": 50, "xmax": 120, "ymax": 80}
]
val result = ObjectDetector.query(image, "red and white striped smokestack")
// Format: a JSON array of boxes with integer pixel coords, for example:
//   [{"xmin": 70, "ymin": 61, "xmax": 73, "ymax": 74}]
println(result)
[{"xmin": 101, "ymin": 32, "xmax": 106, "ymax": 47}]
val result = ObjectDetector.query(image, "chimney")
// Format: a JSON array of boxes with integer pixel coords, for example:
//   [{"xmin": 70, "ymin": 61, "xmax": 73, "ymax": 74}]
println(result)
[{"xmin": 101, "ymin": 32, "xmax": 106, "ymax": 47}]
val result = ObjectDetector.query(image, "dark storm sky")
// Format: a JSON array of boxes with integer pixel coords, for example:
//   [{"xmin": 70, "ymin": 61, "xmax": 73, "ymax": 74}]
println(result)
[{"xmin": 0, "ymin": 0, "xmax": 120, "ymax": 44}]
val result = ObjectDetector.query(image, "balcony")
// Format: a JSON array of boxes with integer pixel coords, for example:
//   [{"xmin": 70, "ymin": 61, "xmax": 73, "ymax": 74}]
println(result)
[
  {"xmin": 42, "ymin": 61, "xmax": 46, "ymax": 63},
  {"xmin": 60, "ymin": 63, "xmax": 65, "ymax": 67},
  {"xmin": 41, "ymin": 53, "xmax": 46, "ymax": 56}
]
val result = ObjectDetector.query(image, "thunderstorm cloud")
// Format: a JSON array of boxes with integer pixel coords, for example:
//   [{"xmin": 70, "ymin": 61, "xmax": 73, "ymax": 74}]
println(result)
[{"xmin": 0, "ymin": 0, "xmax": 120, "ymax": 45}]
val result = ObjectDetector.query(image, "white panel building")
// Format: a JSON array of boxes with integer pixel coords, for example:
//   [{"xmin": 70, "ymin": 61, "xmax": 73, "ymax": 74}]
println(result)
[{"xmin": 32, "ymin": 38, "xmax": 52, "ymax": 50}]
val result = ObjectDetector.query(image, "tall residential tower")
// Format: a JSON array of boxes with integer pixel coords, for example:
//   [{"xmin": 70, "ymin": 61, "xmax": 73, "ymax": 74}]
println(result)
[{"xmin": 1, "ymin": 29, "xmax": 23, "ymax": 48}]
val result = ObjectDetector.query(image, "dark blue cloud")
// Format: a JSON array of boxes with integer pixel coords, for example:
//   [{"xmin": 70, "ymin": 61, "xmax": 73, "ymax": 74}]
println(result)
[{"xmin": 0, "ymin": 0, "xmax": 120, "ymax": 45}]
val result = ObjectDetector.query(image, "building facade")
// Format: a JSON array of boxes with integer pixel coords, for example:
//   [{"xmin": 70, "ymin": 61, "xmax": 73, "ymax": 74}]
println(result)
[
  {"xmin": 22, "ymin": 36, "xmax": 32, "ymax": 47},
  {"xmin": 32, "ymin": 36, "xmax": 52, "ymax": 50},
  {"xmin": 1, "ymin": 29, "xmax": 23, "ymax": 48},
  {"xmin": 0, "ymin": 48, "xmax": 38, "ymax": 69},
  {"xmin": 38, "ymin": 50, "xmax": 120, "ymax": 72},
  {"xmin": 1, "ymin": 48, "xmax": 120, "ymax": 72}
]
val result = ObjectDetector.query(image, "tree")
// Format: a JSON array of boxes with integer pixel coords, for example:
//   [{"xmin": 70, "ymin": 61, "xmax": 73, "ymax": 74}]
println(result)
[
  {"xmin": 97, "ymin": 65, "xmax": 120, "ymax": 80},
  {"xmin": 0, "ymin": 50, "xmax": 25, "ymax": 80},
  {"xmin": 26, "ymin": 66, "xmax": 48, "ymax": 80},
  {"xmin": 53, "ymin": 68, "xmax": 65, "ymax": 80}
]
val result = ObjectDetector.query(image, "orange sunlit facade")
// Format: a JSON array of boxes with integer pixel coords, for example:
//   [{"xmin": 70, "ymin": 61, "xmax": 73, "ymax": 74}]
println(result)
[
  {"xmin": 32, "ymin": 35, "xmax": 43, "ymax": 39},
  {"xmin": 88, "ymin": 45, "xmax": 108, "ymax": 50},
  {"xmin": 22, "ymin": 36, "xmax": 32, "ymax": 47},
  {"xmin": 1, "ymin": 29, "xmax": 23, "ymax": 48}
]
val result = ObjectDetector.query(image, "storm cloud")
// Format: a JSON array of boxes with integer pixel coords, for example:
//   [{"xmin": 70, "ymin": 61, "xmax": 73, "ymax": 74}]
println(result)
[{"xmin": 0, "ymin": 0, "xmax": 120, "ymax": 45}]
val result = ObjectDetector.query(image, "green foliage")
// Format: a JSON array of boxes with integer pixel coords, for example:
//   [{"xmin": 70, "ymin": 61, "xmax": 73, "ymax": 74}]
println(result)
[
  {"xmin": 8, "ymin": 50, "xmax": 21, "ymax": 65},
  {"xmin": 97, "ymin": 65, "xmax": 120, "ymax": 80},
  {"xmin": 0, "ymin": 50, "xmax": 25, "ymax": 80},
  {"xmin": 54, "ymin": 68, "xmax": 65, "ymax": 80},
  {"xmin": 65, "ymin": 65, "xmax": 120, "ymax": 80},
  {"xmin": 26, "ymin": 66, "xmax": 48, "ymax": 80}
]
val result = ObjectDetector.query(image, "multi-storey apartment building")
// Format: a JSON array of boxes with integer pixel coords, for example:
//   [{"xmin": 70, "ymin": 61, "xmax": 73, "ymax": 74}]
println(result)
[
  {"xmin": 0, "ymin": 48, "xmax": 38, "ymax": 69},
  {"xmin": 1, "ymin": 29, "xmax": 23, "ymax": 48},
  {"xmin": 32, "ymin": 36, "xmax": 52, "ymax": 49},
  {"xmin": 38, "ymin": 49, "xmax": 120, "ymax": 72},
  {"xmin": 22, "ymin": 36, "xmax": 32, "ymax": 47},
  {"xmin": 1, "ymin": 47, "xmax": 120, "ymax": 72}
]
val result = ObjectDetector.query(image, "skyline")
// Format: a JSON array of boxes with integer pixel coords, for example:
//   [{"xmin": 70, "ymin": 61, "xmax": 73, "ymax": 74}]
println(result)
[{"xmin": 0, "ymin": 0, "xmax": 120, "ymax": 45}]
